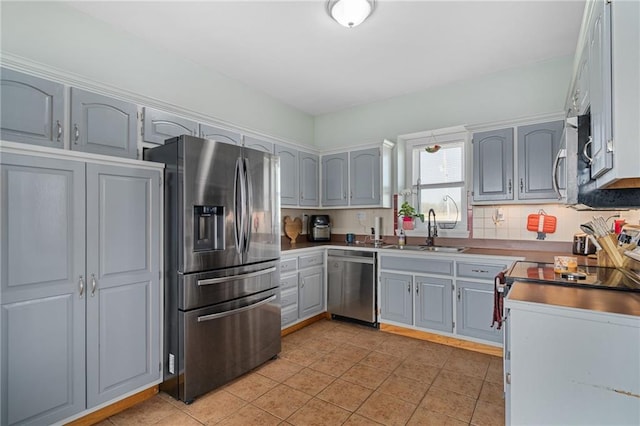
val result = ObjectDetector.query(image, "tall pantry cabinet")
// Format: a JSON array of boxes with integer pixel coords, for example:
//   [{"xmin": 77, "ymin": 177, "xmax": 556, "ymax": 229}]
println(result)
[{"xmin": 0, "ymin": 143, "xmax": 163, "ymax": 425}]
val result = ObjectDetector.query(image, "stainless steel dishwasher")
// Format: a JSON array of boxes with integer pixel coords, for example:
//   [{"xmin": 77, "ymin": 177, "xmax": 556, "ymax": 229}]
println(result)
[{"xmin": 327, "ymin": 249, "xmax": 377, "ymax": 326}]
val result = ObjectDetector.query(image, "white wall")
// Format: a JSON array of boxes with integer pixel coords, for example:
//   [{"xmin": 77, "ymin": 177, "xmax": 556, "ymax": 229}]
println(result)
[
  {"xmin": 0, "ymin": 1, "xmax": 315, "ymax": 147},
  {"xmin": 314, "ymin": 56, "xmax": 573, "ymax": 149}
]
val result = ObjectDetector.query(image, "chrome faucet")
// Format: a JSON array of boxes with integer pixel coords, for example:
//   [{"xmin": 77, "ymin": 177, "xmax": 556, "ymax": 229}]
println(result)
[{"xmin": 426, "ymin": 209, "xmax": 437, "ymax": 246}]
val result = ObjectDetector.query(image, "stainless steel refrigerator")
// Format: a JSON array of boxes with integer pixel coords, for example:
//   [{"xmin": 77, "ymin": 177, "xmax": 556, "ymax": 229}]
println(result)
[{"xmin": 145, "ymin": 135, "xmax": 281, "ymax": 403}]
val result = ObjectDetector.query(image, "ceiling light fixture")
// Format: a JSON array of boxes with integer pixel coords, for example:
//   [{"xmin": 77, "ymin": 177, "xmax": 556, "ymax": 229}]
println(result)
[{"xmin": 327, "ymin": 0, "xmax": 375, "ymax": 28}]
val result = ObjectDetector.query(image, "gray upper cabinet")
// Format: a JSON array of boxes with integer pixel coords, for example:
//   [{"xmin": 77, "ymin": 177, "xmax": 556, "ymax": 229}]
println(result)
[
  {"xmin": 245, "ymin": 135, "xmax": 274, "ymax": 153},
  {"xmin": 142, "ymin": 107, "xmax": 197, "ymax": 145},
  {"xmin": 473, "ymin": 128, "xmax": 514, "ymax": 202},
  {"xmin": 70, "ymin": 88, "xmax": 138, "ymax": 159},
  {"xmin": 1, "ymin": 154, "xmax": 86, "ymax": 426},
  {"xmin": 415, "ymin": 275, "xmax": 453, "ymax": 333},
  {"xmin": 516, "ymin": 120, "xmax": 564, "ymax": 200},
  {"xmin": 588, "ymin": 0, "xmax": 613, "ymax": 179},
  {"xmin": 0, "ymin": 68, "xmax": 65, "ymax": 148},
  {"xmin": 321, "ymin": 152, "xmax": 349, "ymax": 207},
  {"xmin": 199, "ymin": 123, "xmax": 241, "ymax": 146},
  {"xmin": 350, "ymin": 148, "xmax": 380, "ymax": 206},
  {"xmin": 380, "ymin": 272, "xmax": 413, "ymax": 325},
  {"xmin": 456, "ymin": 280, "xmax": 502, "ymax": 343},
  {"xmin": 85, "ymin": 164, "xmax": 160, "ymax": 407},
  {"xmin": 575, "ymin": 43, "xmax": 590, "ymax": 115},
  {"xmin": 0, "ymin": 150, "xmax": 162, "ymax": 425},
  {"xmin": 275, "ymin": 144, "xmax": 299, "ymax": 206},
  {"xmin": 299, "ymin": 152, "xmax": 319, "ymax": 207}
]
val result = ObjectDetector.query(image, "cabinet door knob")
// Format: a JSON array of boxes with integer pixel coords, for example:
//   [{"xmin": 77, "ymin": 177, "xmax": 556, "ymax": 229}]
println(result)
[
  {"xmin": 520, "ymin": 178, "xmax": 523, "ymax": 192},
  {"xmin": 416, "ymin": 285, "xmax": 419, "ymax": 294},
  {"xmin": 508, "ymin": 179, "xmax": 512, "ymax": 194},
  {"xmin": 457, "ymin": 288, "xmax": 461, "ymax": 300},
  {"xmin": 407, "ymin": 283, "xmax": 411, "ymax": 293},
  {"xmin": 78, "ymin": 275, "xmax": 85, "ymax": 298},
  {"xmin": 506, "ymin": 372, "xmax": 511, "ymax": 384},
  {"xmin": 73, "ymin": 124, "xmax": 80, "ymax": 144}
]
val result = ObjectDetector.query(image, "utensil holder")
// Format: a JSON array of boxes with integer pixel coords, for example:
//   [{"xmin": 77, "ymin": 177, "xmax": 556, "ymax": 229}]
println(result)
[{"xmin": 596, "ymin": 234, "xmax": 633, "ymax": 268}]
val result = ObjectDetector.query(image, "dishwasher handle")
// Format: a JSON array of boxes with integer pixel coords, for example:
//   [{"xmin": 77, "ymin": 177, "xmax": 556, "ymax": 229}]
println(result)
[{"xmin": 327, "ymin": 255, "xmax": 375, "ymax": 265}]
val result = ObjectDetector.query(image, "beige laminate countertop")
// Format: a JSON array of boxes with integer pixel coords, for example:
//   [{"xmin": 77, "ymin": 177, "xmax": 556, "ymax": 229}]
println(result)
[{"xmin": 507, "ymin": 281, "xmax": 640, "ymax": 317}]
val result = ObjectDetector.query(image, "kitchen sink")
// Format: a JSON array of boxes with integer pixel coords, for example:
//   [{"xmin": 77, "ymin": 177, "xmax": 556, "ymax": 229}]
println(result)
[{"xmin": 381, "ymin": 244, "xmax": 467, "ymax": 253}]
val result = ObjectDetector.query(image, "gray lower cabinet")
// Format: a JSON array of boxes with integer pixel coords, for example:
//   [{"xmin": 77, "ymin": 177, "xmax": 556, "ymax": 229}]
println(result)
[
  {"xmin": 472, "ymin": 128, "xmax": 514, "ymax": 202},
  {"xmin": 349, "ymin": 148, "xmax": 380, "ymax": 206},
  {"xmin": 0, "ymin": 68, "xmax": 65, "ymax": 148},
  {"xmin": 0, "ymin": 152, "xmax": 161, "ymax": 425},
  {"xmin": 142, "ymin": 107, "xmax": 197, "ymax": 145},
  {"xmin": 516, "ymin": 120, "xmax": 564, "ymax": 200},
  {"xmin": 321, "ymin": 152, "xmax": 349, "ymax": 207},
  {"xmin": 298, "ymin": 266, "xmax": 324, "ymax": 319},
  {"xmin": 456, "ymin": 280, "xmax": 502, "ymax": 343},
  {"xmin": 380, "ymin": 272, "xmax": 413, "ymax": 325},
  {"xmin": 415, "ymin": 275, "xmax": 453, "ymax": 332},
  {"xmin": 199, "ymin": 123, "xmax": 241, "ymax": 146},
  {"xmin": 299, "ymin": 151, "xmax": 319, "ymax": 207},
  {"xmin": 275, "ymin": 144, "xmax": 299, "ymax": 206},
  {"xmin": 70, "ymin": 88, "xmax": 138, "ymax": 159}
]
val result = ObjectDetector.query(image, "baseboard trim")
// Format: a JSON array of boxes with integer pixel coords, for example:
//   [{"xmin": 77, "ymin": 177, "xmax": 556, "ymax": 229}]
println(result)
[
  {"xmin": 379, "ymin": 324, "xmax": 503, "ymax": 358},
  {"xmin": 281, "ymin": 312, "xmax": 327, "ymax": 337},
  {"xmin": 65, "ymin": 386, "xmax": 158, "ymax": 426}
]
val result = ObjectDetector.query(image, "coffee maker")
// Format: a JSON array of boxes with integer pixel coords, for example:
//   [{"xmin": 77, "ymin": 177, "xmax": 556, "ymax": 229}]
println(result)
[{"xmin": 308, "ymin": 215, "xmax": 331, "ymax": 242}]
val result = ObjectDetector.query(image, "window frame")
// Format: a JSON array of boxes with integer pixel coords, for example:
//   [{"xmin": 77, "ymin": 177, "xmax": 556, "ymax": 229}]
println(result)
[{"xmin": 402, "ymin": 127, "xmax": 470, "ymax": 238}]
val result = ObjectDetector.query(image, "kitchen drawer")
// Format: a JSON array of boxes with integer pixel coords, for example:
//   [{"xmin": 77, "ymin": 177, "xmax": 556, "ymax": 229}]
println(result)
[
  {"xmin": 279, "ymin": 287, "xmax": 298, "ymax": 308},
  {"xmin": 298, "ymin": 252, "xmax": 324, "ymax": 269},
  {"xmin": 457, "ymin": 262, "xmax": 508, "ymax": 280},
  {"xmin": 280, "ymin": 257, "xmax": 298, "ymax": 274},
  {"xmin": 380, "ymin": 256, "xmax": 453, "ymax": 276},
  {"xmin": 280, "ymin": 274, "xmax": 298, "ymax": 290},
  {"xmin": 281, "ymin": 304, "xmax": 298, "ymax": 327}
]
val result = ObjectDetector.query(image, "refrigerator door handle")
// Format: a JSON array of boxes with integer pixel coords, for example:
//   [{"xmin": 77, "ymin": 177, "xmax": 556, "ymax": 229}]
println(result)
[
  {"xmin": 234, "ymin": 158, "xmax": 245, "ymax": 254},
  {"xmin": 196, "ymin": 266, "xmax": 277, "ymax": 286},
  {"xmin": 197, "ymin": 295, "xmax": 277, "ymax": 322},
  {"xmin": 243, "ymin": 158, "xmax": 253, "ymax": 254}
]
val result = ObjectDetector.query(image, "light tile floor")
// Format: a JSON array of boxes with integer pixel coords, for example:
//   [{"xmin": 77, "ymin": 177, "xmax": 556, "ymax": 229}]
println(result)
[{"xmin": 97, "ymin": 319, "xmax": 505, "ymax": 426}]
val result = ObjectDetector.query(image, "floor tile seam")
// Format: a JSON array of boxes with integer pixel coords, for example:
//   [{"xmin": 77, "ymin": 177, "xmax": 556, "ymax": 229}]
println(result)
[
  {"xmin": 355, "ymin": 389, "xmax": 422, "ymax": 426},
  {"xmin": 287, "ymin": 372, "xmax": 338, "ymax": 397},
  {"xmin": 186, "ymin": 393, "xmax": 249, "ymax": 424},
  {"xmin": 440, "ymin": 365, "xmax": 490, "ymax": 380},
  {"xmin": 376, "ymin": 379, "xmax": 432, "ymax": 406},
  {"xmin": 338, "ymin": 366, "xmax": 391, "ymax": 390},
  {"xmin": 427, "ymin": 381, "xmax": 482, "ymax": 402}
]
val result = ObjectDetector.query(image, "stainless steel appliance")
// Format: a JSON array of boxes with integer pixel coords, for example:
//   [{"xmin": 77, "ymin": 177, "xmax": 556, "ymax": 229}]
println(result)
[
  {"xmin": 559, "ymin": 114, "xmax": 640, "ymax": 209},
  {"xmin": 145, "ymin": 135, "xmax": 281, "ymax": 403},
  {"xmin": 308, "ymin": 215, "xmax": 331, "ymax": 242},
  {"xmin": 327, "ymin": 249, "xmax": 377, "ymax": 326}
]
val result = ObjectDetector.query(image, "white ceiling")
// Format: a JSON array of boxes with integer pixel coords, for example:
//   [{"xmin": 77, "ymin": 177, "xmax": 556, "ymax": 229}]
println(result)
[{"xmin": 65, "ymin": 0, "xmax": 585, "ymax": 116}]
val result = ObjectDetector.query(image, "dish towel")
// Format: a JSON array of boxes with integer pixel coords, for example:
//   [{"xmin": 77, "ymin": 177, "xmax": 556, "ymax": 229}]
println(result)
[{"xmin": 492, "ymin": 271, "xmax": 505, "ymax": 330}]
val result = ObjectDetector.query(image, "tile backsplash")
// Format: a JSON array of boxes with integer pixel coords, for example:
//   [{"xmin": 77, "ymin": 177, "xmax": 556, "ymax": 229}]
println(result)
[{"xmin": 282, "ymin": 205, "xmax": 640, "ymax": 243}]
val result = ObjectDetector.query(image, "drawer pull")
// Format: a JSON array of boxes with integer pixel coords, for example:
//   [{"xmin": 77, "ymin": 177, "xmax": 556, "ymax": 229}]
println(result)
[{"xmin": 471, "ymin": 269, "xmax": 489, "ymax": 273}]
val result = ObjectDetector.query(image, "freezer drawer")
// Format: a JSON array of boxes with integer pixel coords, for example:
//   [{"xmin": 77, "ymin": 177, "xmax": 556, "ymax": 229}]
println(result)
[{"xmin": 171, "ymin": 289, "xmax": 281, "ymax": 403}]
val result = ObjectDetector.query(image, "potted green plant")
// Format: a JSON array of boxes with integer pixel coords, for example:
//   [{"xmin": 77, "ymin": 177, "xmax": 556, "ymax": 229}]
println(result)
[{"xmin": 398, "ymin": 201, "xmax": 424, "ymax": 230}]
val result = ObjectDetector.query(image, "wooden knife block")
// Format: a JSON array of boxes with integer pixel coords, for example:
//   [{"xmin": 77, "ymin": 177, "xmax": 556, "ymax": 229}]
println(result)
[{"xmin": 596, "ymin": 234, "xmax": 636, "ymax": 268}]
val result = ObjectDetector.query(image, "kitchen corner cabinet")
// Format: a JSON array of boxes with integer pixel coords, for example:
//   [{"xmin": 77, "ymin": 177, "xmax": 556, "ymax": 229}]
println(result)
[
  {"xmin": 321, "ymin": 152, "xmax": 349, "ymax": 207},
  {"xmin": 244, "ymin": 135, "xmax": 274, "ymax": 153},
  {"xmin": 199, "ymin": 123, "xmax": 241, "ymax": 146},
  {"xmin": 0, "ymin": 68, "xmax": 65, "ymax": 149},
  {"xmin": 279, "ymin": 251, "xmax": 325, "ymax": 329},
  {"xmin": 0, "ymin": 149, "xmax": 162, "ymax": 425},
  {"xmin": 275, "ymin": 144, "xmax": 319, "ymax": 207},
  {"xmin": 321, "ymin": 141, "xmax": 393, "ymax": 208},
  {"xmin": 70, "ymin": 88, "xmax": 138, "ymax": 159},
  {"xmin": 275, "ymin": 144, "xmax": 299, "ymax": 206},
  {"xmin": 142, "ymin": 107, "xmax": 197, "ymax": 145},
  {"xmin": 299, "ymin": 151, "xmax": 320, "ymax": 207},
  {"xmin": 472, "ymin": 120, "xmax": 564, "ymax": 203}
]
